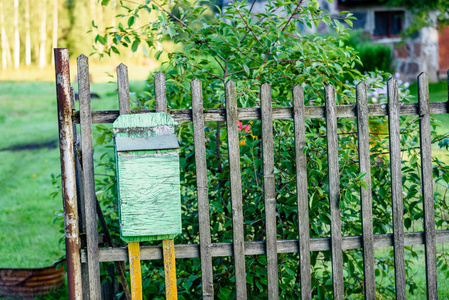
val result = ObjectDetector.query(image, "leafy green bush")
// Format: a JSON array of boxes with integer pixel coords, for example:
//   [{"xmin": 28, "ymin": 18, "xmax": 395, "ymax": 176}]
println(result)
[
  {"xmin": 345, "ymin": 30, "xmax": 394, "ymax": 73},
  {"xmin": 87, "ymin": 0, "xmax": 449, "ymax": 299}
]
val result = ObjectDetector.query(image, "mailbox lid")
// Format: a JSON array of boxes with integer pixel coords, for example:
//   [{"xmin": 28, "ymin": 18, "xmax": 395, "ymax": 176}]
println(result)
[{"xmin": 113, "ymin": 112, "xmax": 175, "ymax": 138}]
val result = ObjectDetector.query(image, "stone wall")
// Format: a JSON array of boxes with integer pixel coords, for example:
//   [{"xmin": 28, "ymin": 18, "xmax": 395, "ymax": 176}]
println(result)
[{"xmin": 327, "ymin": 0, "xmax": 440, "ymax": 82}]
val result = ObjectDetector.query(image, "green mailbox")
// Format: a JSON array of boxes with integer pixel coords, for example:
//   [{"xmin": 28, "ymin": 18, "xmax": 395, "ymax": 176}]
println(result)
[{"xmin": 113, "ymin": 113, "xmax": 181, "ymax": 243}]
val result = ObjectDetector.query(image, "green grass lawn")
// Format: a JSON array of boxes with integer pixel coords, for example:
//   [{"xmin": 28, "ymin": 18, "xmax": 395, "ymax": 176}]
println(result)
[
  {"xmin": 0, "ymin": 76, "xmax": 146, "ymax": 269},
  {"xmin": 0, "ymin": 75, "xmax": 448, "ymax": 298}
]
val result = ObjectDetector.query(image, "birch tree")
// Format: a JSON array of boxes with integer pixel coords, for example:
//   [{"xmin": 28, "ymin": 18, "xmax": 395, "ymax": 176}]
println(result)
[
  {"xmin": 0, "ymin": 0, "xmax": 12, "ymax": 69},
  {"xmin": 39, "ymin": 0, "xmax": 47, "ymax": 68},
  {"xmin": 25, "ymin": 0, "xmax": 31, "ymax": 65},
  {"xmin": 51, "ymin": 0, "xmax": 58, "ymax": 65},
  {"xmin": 14, "ymin": 0, "xmax": 19, "ymax": 69}
]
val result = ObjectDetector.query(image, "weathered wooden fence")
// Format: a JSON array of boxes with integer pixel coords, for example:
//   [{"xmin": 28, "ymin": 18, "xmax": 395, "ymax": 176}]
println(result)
[{"xmin": 54, "ymin": 48, "xmax": 449, "ymax": 300}]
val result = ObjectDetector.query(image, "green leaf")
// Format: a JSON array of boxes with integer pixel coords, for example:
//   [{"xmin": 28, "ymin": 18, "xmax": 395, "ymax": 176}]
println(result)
[
  {"xmin": 131, "ymin": 38, "xmax": 140, "ymax": 52},
  {"xmin": 405, "ymin": 218, "xmax": 412, "ymax": 229},
  {"xmin": 155, "ymin": 50, "xmax": 163, "ymax": 60},
  {"xmin": 128, "ymin": 16, "xmax": 136, "ymax": 27},
  {"xmin": 243, "ymin": 64, "xmax": 250, "ymax": 76},
  {"xmin": 101, "ymin": 0, "xmax": 111, "ymax": 5},
  {"xmin": 142, "ymin": 45, "xmax": 149, "ymax": 57}
]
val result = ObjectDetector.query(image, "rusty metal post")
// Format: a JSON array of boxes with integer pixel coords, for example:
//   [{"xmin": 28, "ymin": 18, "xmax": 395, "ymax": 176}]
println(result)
[{"xmin": 54, "ymin": 48, "xmax": 83, "ymax": 300}]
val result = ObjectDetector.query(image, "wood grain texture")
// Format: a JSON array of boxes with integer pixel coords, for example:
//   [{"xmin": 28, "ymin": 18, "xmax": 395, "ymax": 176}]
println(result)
[
  {"xmin": 77, "ymin": 54, "xmax": 101, "ymax": 300},
  {"xmin": 155, "ymin": 72, "xmax": 167, "ymax": 113},
  {"xmin": 128, "ymin": 242, "xmax": 143, "ymax": 300},
  {"xmin": 163, "ymin": 239, "xmax": 178, "ymax": 300},
  {"xmin": 325, "ymin": 85, "xmax": 344, "ymax": 300},
  {"xmin": 356, "ymin": 82, "xmax": 376, "ymax": 299},
  {"xmin": 73, "ymin": 142, "xmax": 90, "ymax": 300},
  {"xmin": 84, "ymin": 231, "xmax": 449, "ymax": 263},
  {"xmin": 191, "ymin": 79, "xmax": 214, "ymax": 300},
  {"xmin": 387, "ymin": 78, "xmax": 407, "ymax": 299},
  {"xmin": 292, "ymin": 85, "xmax": 311, "ymax": 300},
  {"xmin": 418, "ymin": 73, "xmax": 438, "ymax": 300},
  {"xmin": 72, "ymin": 102, "xmax": 449, "ymax": 124},
  {"xmin": 260, "ymin": 83, "xmax": 279, "ymax": 300},
  {"xmin": 113, "ymin": 113, "xmax": 181, "ymax": 242},
  {"xmin": 225, "ymin": 80, "xmax": 247, "ymax": 300},
  {"xmin": 117, "ymin": 63, "xmax": 131, "ymax": 115}
]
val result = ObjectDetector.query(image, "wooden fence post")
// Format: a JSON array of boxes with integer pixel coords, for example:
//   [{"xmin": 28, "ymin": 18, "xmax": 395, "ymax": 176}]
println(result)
[
  {"xmin": 54, "ymin": 48, "xmax": 83, "ymax": 300},
  {"xmin": 387, "ymin": 77, "xmax": 406, "ymax": 300},
  {"xmin": 418, "ymin": 73, "xmax": 438, "ymax": 299},
  {"xmin": 191, "ymin": 78, "xmax": 214, "ymax": 299},
  {"xmin": 260, "ymin": 82, "xmax": 279, "ymax": 300},
  {"xmin": 292, "ymin": 85, "xmax": 311, "ymax": 300},
  {"xmin": 225, "ymin": 80, "xmax": 248, "ymax": 300},
  {"xmin": 356, "ymin": 82, "xmax": 376, "ymax": 299},
  {"xmin": 78, "ymin": 54, "xmax": 101, "ymax": 300},
  {"xmin": 325, "ymin": 84, "xmax": 344, "ymax": 300}
]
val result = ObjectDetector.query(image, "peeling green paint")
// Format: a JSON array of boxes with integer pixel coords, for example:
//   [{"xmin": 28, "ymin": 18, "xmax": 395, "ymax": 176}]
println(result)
[{"xmin": 113, "ymin": 113, "xmax": 181, "ymax": 243}]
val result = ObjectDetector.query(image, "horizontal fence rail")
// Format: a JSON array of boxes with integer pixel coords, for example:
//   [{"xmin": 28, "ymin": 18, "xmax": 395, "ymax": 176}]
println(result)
[
  {"xmin": 72, "ymin": 102, "xmax": 449, "ymax": 124},
  {"xmin": 81, "ymin": 230, "xmax": 449, "ymax": 263}
]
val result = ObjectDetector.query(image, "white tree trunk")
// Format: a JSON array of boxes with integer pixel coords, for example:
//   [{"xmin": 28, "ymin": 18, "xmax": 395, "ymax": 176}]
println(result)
[
  {"xmin": 25, "ymin": 0, "xmax": 31, "ymax": 65},
  {"xmin": 39, "ymin": 0, "xmax": 47, "ymax": 69},
  {"xmin": 0, "ymin": 0, "xmax": 11, "ymax": 69},
  {"xmin": 51, "ymin": 0, "xmax": 57, "ymax": 65},
  {"xmin": 14, "ymin": 0, "xmax": 20, "ymax": 69}
]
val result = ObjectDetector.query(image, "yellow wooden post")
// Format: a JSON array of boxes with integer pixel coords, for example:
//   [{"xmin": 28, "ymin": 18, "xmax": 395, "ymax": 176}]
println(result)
[
  {"xmin": 128, "ymin": 242, "xmax": 143, "ymax": 300},
  {"xmin": 163, "ymin": 239, "xmax": 178, "ymax": 300}
]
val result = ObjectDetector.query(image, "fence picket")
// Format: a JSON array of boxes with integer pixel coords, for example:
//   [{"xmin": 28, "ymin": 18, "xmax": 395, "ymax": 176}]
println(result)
[
  {"xmin": 356, "ymin": 82, "xmax": 376, "ymax": 299},
  {"xmin": 260, "ymin": 83, "xmax": 279, "ymax": 299},
  {"xmin": 387, "ymin": 78, "xmax": 407, "ymax": 299},
  {"xmin": 225, "ymin": 80, "xmax": 248, "ymax": 299},
  {"xmin": 325, "ymin": 84, "xmax": 344, "ymax": 300},
  {"xmin": 418, "ymin": 73, "xmax": 438, "ymax": 299},
  {"xmin": 155, "ymin": 72, "xmax": 167, "ymax": 113},
  {"xmin": 117, "ymin": 63, "xmax": 131, "ymax": 114},
  {"xmin": 77, "ymin": 54, "xmax": 101, "ymax": 300},
  {"xmin": 191, "ymin": 79, "xmax": 214, "ymax": 299},
  {"xmin": 54, "ymin": 48, "xmax": 83, "ymax": 300},
  {"xmin": 292, "ymin": 85, "xmax": 311, "ymax": 300},
  {"xmin": 71, "ymin": 87, "xmax": 90, "ymax": 300}
]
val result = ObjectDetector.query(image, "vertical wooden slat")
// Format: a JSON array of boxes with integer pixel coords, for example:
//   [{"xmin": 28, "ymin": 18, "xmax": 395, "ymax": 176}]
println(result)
[
  {"xmin": 260, "ymin": 83, "xmax": 279, "ymax": 300},
  {"xmin": 117, "ymin": 63, "xmax": 131, "ymax": 114},
  {"xmin": 418, "ymin": 73, "xmax": 438, "ymax": 299},
  {"xmin": 292, "ymin": 85, "xmax": 311, "ymax": 300},
  {"xmin": 71, "ymin": 87, "xmax": 90, "ymax": 300},
  {"xmin": 225, "ymin": 80, "xmax": 247, "ymax": 300},
  {"xmin": 356, "ymin": 82, "xmax": 376, "ymax": 299},
  {"xmin": 128, "ymin": 242, "xmax": 143, "ymax": 300},
  {"xmin": 163, "ymin": 239, "xmax": 178, "ymax": 300},
  {"xmin": 77, "ymin": 54, "xmax": 101, "ymax": 300},
  {"xmin": 324, "ymin": 84, "xmax": 344, "ymax": 300},
  {"xmin": 387, "ymin": 77, "xmax": 407, "ymax": 299},
  {"xmin": 155, "ymin": 72, "xmax": 167, "ymax": 113},
  {"xmin": 191, "ymin": 78, "xmax": 214, "ymax": 299}
]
